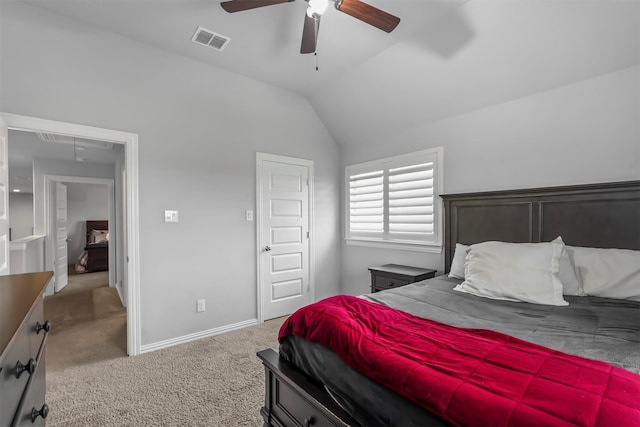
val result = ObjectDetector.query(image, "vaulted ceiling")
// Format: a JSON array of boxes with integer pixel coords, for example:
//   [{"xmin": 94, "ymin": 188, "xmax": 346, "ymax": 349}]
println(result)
[{"xmin": 19, "ymin": 0, "xmax": 640, "ymax": 148}]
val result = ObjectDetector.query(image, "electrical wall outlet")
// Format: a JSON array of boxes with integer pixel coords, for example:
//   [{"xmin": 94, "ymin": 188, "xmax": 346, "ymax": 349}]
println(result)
[{"xmin": 196, "ymin": 299, "xmax": 206, "ymax": 312}]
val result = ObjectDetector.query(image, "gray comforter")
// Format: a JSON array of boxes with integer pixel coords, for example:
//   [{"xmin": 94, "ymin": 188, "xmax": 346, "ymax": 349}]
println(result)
[
  {"xmin": 366, "ymin": 276, "xmax": 640, "ymax": 373},
  {"xmin": 279, "ymin": 275, "xmax": 640, "ymax": 426}
]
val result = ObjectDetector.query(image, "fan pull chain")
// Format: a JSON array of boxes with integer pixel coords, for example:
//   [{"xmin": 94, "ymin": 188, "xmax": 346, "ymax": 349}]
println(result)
[{"xmin": 315, "ymin": 52, "xmax": 319, "ymax": 71}]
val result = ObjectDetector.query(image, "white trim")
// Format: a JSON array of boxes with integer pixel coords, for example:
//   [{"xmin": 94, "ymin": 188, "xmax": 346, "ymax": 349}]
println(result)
[
  {"xmin": 345, "ymin": 238, "xmax": 443, "ymax": 253},
  {"xmin": 256, "ymin": 152, "xmax": 315, "ymax": 324},
  {"xmin": 139, "ymin": 318, "xmax": 258, "ymax": 354},
  {"xmin": 0, "ymin": 112, "xmax": 141, "ymax": 356}
]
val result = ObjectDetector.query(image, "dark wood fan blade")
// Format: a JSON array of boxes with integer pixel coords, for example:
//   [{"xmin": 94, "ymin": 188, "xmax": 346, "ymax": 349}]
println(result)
[
  {"xmin": 336, "ymin": 0, "xmax": 400, "ymax": 33},
  {"xmin": 221, "ymin": 0, "xmax": 293, "ymax": 13},
  {"xmin": 300, "ymin": 14, "xmax": 320, "ymax": 54}
]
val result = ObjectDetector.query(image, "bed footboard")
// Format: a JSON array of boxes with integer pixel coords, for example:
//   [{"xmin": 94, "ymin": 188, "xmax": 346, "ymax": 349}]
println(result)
[{"xmin": 257, "ymin": 349, "xmax": 359, "ymax": 427}]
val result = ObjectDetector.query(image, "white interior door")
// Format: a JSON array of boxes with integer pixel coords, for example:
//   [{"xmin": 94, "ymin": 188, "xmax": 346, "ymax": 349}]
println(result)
[
  {"xmin": 258, "ymin": 155, "xmax": 312, "ymax": 321},
  {"xmin": 0, "ymin": 117, "xmax": 9, "ymax": 275},
  {"xmin": 54, "ymin": 182, "xmax": 68, "ymax": 292}
]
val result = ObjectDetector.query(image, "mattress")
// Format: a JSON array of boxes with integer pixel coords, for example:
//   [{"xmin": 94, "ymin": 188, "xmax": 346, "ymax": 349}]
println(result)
[{"xmin": 279, "ymin": 275, "xmax": 640, "ymax": 426}]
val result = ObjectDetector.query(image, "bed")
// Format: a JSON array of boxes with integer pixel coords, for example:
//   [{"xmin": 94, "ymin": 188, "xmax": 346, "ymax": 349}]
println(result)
[
  {"xmin": 76, "ymin": 220, "xmax": 109, "ymax": 273},
  {"xmin": 257, "ymin": 180, "xmax": 640, "ymax": 427}
]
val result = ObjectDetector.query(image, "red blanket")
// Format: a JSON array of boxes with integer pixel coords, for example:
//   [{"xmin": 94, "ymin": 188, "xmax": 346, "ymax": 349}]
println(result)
[{"xmin": 279, "ymin": 295, "xmax": 640, "ymax": 427}]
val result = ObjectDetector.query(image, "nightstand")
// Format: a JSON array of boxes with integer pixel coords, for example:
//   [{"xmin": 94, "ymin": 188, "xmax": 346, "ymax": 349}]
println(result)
[{"xmin": 368, "ymin": 264, "xmax": 437, "ymax": 293}]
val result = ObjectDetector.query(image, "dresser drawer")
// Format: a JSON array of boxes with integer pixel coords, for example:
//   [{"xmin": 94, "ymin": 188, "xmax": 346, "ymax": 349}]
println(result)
[
  {"xmin": 11, "ymin": 347, "xmax": 47, "ymax": 427},
  {"xmin": 0, "ymin": 299, "xmax": 45, "ymax": 427},
  {"xmin": 272, "ymin": 375, "xmax": 336, "ymax": 427},
  {"xmin": 373, "ymin": 275, "xmax": 411, "ymax": 290}
]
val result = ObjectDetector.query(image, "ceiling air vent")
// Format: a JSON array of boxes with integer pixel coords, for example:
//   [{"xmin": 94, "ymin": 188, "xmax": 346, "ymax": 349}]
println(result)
[{"xmin": 192, "ymin": 26, "xmax": 230, "ymax": 52}]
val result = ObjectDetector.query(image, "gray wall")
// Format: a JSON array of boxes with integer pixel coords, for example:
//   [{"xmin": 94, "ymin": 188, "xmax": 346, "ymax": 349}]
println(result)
[
  {"xmin": 340, "ymin": 66, "xmax": 640, "ymax": 295},
  {"xmin": 65, "ymin": 182, "xmax": 110, "ymax": 262},
  {"xmin": 0, "ymin": 2, "xmax": 341, "ymax": 345},
  {"xmin": 9, "ymin": 193, "xmax": 34, "ymax": 240}
]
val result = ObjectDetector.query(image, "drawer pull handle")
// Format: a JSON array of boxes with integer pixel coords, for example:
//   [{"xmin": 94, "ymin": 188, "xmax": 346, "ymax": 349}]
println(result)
[
  {"xmin": 15, "ymin": 358, "xmax": 37, "ymax": 379},
  {"xmin": 35, "ymin": 320, "xmax": 51, "ymax": 334},
  {"xmin": 31, "ymin": 404, "xmax": 49, "ymax": 422},
  {"xmin": 304, "ymin": 416, "xmax": 315, "ymax": 427}
]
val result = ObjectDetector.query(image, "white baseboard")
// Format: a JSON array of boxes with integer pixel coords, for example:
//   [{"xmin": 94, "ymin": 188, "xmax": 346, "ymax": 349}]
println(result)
[
  {"xmin": 139, "ymin": 318, "xmax": 259, "ymax": 354},
  {"xmin": 115, "ymin": 281, "xmax": 127, "ymax": 307}
]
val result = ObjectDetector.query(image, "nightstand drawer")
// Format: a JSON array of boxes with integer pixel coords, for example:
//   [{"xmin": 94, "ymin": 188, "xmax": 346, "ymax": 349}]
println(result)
[{"xmin": 373, "ymin": 275, "xmax": 411, "ymax": 290}]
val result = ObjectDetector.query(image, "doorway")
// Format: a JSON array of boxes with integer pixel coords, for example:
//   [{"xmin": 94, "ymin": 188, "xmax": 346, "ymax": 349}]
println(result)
[
  {"xmin": 45, "ymin": 176, "xmax": 116, "ymax": 294},
  {"xmin": 256, "ymin": 152, "xmax": 314, "ymax": 322},
  {"xmin": 1, "ymin": 113, "xmax": 141, "ymax": 356}
]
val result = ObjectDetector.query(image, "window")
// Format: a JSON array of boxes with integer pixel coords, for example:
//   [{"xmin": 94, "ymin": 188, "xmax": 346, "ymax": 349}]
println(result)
[{"xmin": 345, "ymin": 147, "xmax": 443, "ymax": 252}]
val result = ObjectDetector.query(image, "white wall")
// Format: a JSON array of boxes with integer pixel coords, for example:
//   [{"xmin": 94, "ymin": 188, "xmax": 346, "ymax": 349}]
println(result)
[
  {"xmin": 65, "ymin": 182, "xmax": 109, "ymax": 262},
  {"xmin": 9, "ymin": 193, "xmax": 34, "ymax": 240},
  {"xmin": 340, "ymin": 66, "xmax": 640, "ymax": 295},
  {"xmin": 0, "ymin": 2, "xmax": 341, "ymax": 345}
]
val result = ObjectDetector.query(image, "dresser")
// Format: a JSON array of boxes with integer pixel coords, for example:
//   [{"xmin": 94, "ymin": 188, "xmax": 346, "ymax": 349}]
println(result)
[
  {"xmin": 368, "ymin": 264, "xmax": 437, "ymax": 293},
  {"xmin": 0, "ymin": 271, "xmax": 53, "ymax": 427}
]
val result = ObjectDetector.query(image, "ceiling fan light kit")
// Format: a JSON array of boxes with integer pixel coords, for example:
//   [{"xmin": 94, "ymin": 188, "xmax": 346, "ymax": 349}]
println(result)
[
  {"xmin": 306, "ymin": 0, "xmax": 328, "ymax": 17},
  {"xmin": 220, "ymin": 0, "xmax": 400, "ymax": 54}
]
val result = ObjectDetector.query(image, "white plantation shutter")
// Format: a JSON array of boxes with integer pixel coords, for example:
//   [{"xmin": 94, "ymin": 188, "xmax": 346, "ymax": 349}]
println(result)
[
  {"xmin": 346, "ymin": 148, "xmax": 443, "ymax": 248},
  {"xmin": 388, "ymin": 163, "xmax": 434, "ymax": 239},
  {"xmin": 349, "ymin": 170, "xmax": 384, "ymax": 233}
]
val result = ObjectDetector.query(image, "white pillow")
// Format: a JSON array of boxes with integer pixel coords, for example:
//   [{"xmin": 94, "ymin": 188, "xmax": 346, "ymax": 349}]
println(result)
[
  {"xmin": 454, "ymin": 240, "xmax": 568, "ymax": 306},
  {"xmin": 448, "ymin": 238, "xmax": 582, "ymax": 296},
  {"xmin": 448, "ymin": 243, "xmax": 468, "ymax": 279},
  {"xmin": 551, "ymin": 237, "xmax": 583, "ymax": 296},
  {"xmin": 567, "ymin": 245, "xmax": 640, "ymax": 301}
]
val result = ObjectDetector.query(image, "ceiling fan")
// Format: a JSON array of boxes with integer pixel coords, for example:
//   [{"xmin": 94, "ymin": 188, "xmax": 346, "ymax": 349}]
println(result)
[{"xmin": 220, "ymin": 0, "xmax": 400, "ymax": 54}]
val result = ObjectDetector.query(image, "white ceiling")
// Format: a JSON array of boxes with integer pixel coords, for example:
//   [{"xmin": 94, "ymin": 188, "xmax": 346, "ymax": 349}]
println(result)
[
  {"xmin": 23, "ymin": 0, "xmax": 468, "ymax": 97},
  {"xmin": 19, "ymin": 0, "xmax": 640, "ymax": 149},
  {"xmin": 8, "ymin": 129, "xmax": 122, "ymax": 193}
]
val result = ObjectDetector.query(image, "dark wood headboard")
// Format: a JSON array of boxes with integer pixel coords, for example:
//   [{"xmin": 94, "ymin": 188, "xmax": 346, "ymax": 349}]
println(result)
[
  {"xmin": 86, "ymin": 220, "xmax": 108, "ymax": 244},
  {"xmin": 441, "ymin": 181, "xmax": 640, "ymax": 273}
]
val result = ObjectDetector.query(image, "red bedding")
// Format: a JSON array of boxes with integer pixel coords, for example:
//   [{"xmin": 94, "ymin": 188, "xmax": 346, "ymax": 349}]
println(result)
[{"xmin": 279, "ymin": 295, "xmax": 640, "ymax": 427}]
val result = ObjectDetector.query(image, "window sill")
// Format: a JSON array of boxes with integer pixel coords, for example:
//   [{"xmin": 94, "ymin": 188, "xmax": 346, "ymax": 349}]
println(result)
[{"xmin": 344, "ymin": 238, "xmax": 443, "ymax": 253}]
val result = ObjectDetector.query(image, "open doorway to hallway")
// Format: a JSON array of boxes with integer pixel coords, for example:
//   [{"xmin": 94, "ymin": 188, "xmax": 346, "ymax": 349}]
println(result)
[
  {"xmin": 8, "ymin": 128, "xmax": 128, "ymax": 365},
  {"xmin": 2, "ymin": 112, "xmax": 141, "ymax": 356}
]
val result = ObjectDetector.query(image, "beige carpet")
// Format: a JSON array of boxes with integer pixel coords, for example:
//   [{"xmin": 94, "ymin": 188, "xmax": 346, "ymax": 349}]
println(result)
[
  {"xmin": 45, "ymin": 270, "xmax": 127, "ymax": 372},
  {"xmin": 44, "ymin": 269, "xmax": 284, "ymax": 426}
]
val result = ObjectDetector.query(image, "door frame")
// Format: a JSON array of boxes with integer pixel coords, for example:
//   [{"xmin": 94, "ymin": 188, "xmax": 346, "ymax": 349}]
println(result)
[
  {"xmin": 1, "ymin": 112, "xmax": 141, "ymax": 356},
  {"xmin": 256, "ymin": 152, "xmax": 314, "ymax": 323},
  {"xmin": 44, "ymin": 175, "xmax": 115, "ymax": 290}
]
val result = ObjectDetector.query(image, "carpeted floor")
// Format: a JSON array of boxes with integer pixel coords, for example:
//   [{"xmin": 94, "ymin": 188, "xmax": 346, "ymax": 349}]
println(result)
[
  {"xmin": 45, "ymin": 270, "xmax": 127, "ymax": 372},
  {"xmin": 44, "ymin": 269, "xmax": 284, "ymax": 426}
]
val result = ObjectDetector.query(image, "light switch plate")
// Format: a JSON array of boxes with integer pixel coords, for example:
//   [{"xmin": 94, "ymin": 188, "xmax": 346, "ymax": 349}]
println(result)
[
  {"xmin": 164, "ymin": 210, "xmax": 179, "ymax": 222},
  {"xmin": 245, "ymin": 210, "xmax": 254, "ymax": 221}
]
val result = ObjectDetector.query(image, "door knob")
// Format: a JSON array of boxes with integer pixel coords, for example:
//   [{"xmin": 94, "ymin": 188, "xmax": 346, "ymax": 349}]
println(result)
[{"xmin": 264, "ymin": 246, "xmax": 271, "ymax": 252}]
